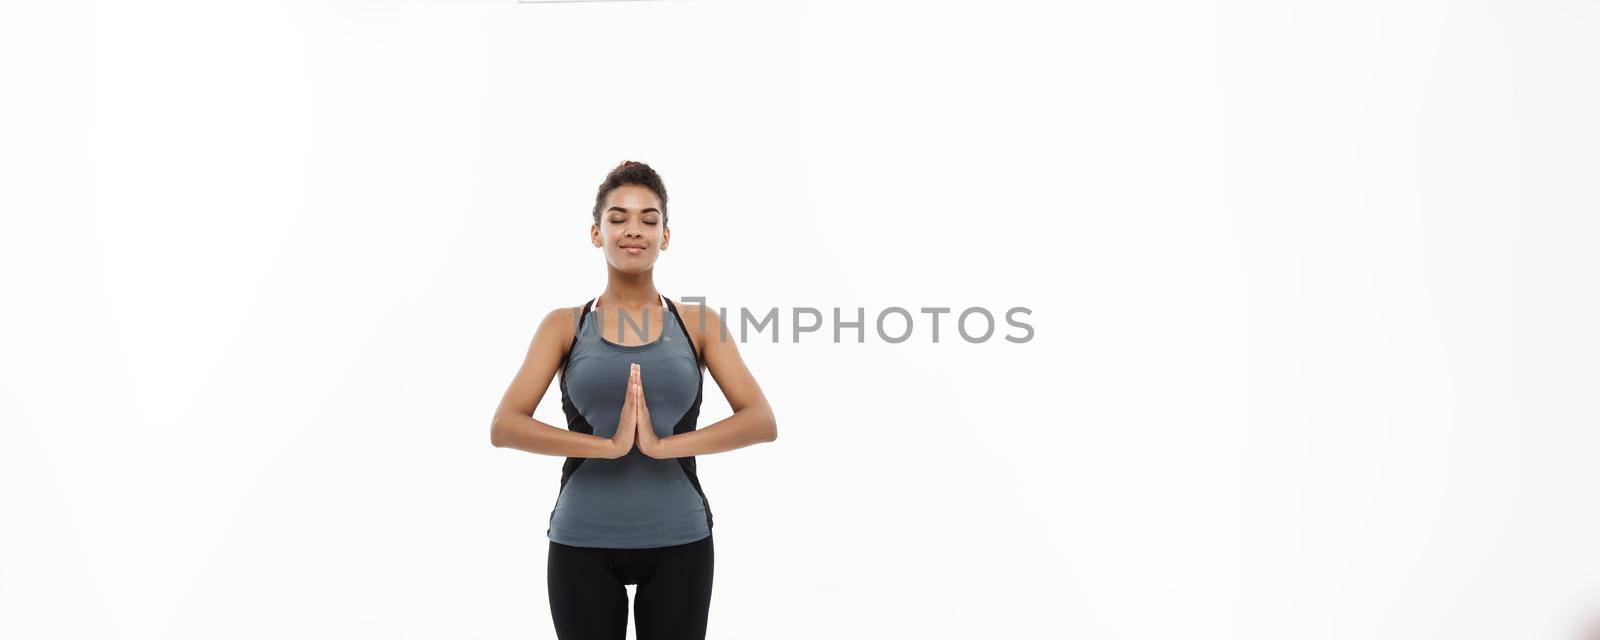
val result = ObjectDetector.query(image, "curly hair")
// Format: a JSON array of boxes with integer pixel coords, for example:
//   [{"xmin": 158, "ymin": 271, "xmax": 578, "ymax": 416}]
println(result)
[{"xmin": 592, "ymin": 160, "xmax": 669, "ymax": 227}]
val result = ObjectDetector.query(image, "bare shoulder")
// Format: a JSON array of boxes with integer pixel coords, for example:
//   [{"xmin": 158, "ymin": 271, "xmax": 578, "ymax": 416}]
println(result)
[{"xmin": 538, "ymin": 305, "xmax": 583, "ymax": 347}]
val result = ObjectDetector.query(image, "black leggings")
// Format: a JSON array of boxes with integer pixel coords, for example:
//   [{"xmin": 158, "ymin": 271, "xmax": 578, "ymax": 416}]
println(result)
[{"xmin": 547, "ymin": 533, "xmax": 714, "ymax": 640}]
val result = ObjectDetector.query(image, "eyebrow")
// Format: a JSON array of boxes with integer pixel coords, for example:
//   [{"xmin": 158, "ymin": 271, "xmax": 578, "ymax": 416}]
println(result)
[{"xmin": 606, "ymin": 206, "xmax": 661, "ymax": 215}]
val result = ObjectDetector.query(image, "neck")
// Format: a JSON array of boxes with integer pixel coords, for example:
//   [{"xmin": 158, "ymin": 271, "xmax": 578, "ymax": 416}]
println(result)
[{"xmin": 599, "ymin": 268, "xmax": 661, "ymax": 309}]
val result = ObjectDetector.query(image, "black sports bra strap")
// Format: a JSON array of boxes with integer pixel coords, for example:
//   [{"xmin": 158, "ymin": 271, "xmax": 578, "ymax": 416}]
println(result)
[{"xmin": 574, "ymin": 298, "xmax": 595, "ymax": 335}]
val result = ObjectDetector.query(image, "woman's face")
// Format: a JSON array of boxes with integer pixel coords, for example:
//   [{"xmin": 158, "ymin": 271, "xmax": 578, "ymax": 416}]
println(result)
[{"xmin": 592, "ymin": 183, "xmax": 669, "ymax": 274}]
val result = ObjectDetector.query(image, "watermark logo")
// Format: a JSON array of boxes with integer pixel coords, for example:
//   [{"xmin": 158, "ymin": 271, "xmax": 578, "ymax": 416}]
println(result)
[{"xmin": 575, "ymin": 297, "xmax": 1034, "ymax": 345}]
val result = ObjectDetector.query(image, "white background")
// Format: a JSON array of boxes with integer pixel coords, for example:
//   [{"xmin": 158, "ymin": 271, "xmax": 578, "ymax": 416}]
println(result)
[{"xmin": 3, "ymin": 0, "xmax": 1598, "ymax": 638}]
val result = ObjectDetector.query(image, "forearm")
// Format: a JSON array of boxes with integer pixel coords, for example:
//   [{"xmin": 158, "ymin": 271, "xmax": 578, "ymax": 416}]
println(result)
[
  {"xmin": 491, "ymin": 412, "xmax": 619, "ymax": 458},
  {"xmin": 651, "ymin": 405, "xmax": 777, "ymax": 458}
]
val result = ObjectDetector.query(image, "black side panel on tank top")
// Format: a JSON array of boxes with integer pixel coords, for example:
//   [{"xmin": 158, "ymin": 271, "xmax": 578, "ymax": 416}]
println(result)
[
  {"xmin": 554, "ymin": 298, "xmax": 595, "ymax": 501},
  {"xmin": 664, "ymin": 297, "xmax": 714, "ymax": 532}
]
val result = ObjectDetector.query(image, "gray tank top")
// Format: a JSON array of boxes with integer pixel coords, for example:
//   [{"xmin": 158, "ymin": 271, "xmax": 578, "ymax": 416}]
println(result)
[{"xmin": 546, "ymin": 295, "xmax": 714, "ymax": 548}]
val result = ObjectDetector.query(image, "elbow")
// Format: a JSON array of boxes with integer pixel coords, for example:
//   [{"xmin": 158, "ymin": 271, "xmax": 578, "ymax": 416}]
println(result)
[
  {"xmin": 489, "ymin": 416, "xmax": 507, "ymax": 448},
  {"xmin": 762, "ymin": 409, "xmax": 779, "ymax": 443}
]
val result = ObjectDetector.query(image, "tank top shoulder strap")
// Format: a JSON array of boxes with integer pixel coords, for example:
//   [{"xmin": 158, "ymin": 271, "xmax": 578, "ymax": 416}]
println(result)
[
  {"xmin": 574, "ymin": 297, "xmax": 595, "ymax": 335},
  {"xmin": 663, "ymin": 296, "xmax": 702, "ymax": 369}
]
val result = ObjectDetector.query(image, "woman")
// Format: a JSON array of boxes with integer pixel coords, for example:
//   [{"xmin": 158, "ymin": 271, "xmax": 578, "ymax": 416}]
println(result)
[{"xmin": 490, "ymin": 160, "xmax": 779, "ymax": 640}]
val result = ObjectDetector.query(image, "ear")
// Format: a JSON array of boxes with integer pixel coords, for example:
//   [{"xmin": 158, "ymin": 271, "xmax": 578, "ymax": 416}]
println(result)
[
  {"xmin": 591, "ymin": 223, "xmax": 601, "ymax": 247},
  {"xmin": 661, "ymin": 225, "xmax": 670, "ymax": 251}
]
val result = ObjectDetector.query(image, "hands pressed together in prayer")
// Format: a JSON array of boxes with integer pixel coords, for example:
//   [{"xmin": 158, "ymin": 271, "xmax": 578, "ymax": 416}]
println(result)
[{"xmin": 607, "ymin": 363, "xmax": 665, "ymax": 459}]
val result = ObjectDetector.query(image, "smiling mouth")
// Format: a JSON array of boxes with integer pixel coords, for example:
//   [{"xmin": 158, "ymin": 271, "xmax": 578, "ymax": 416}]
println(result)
[{"xmin": 622, "ymin": 245, "xmax": 646, "ymax": 254}]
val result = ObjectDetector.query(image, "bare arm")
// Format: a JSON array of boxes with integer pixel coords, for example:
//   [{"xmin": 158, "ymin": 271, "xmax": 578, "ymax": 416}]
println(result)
[
  {"xmin": 637, "ymin": 302, "xmax": 777, "ymax": 458},
  {"xmin": 490, "ymin": 307, "xmax": 634, "ymax": 459}
]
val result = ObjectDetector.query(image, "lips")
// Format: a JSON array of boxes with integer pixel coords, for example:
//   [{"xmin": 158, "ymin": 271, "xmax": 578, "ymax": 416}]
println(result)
[{"xmin": 621, "ymin": 244, "xmax": 646, "ymax": 254}]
